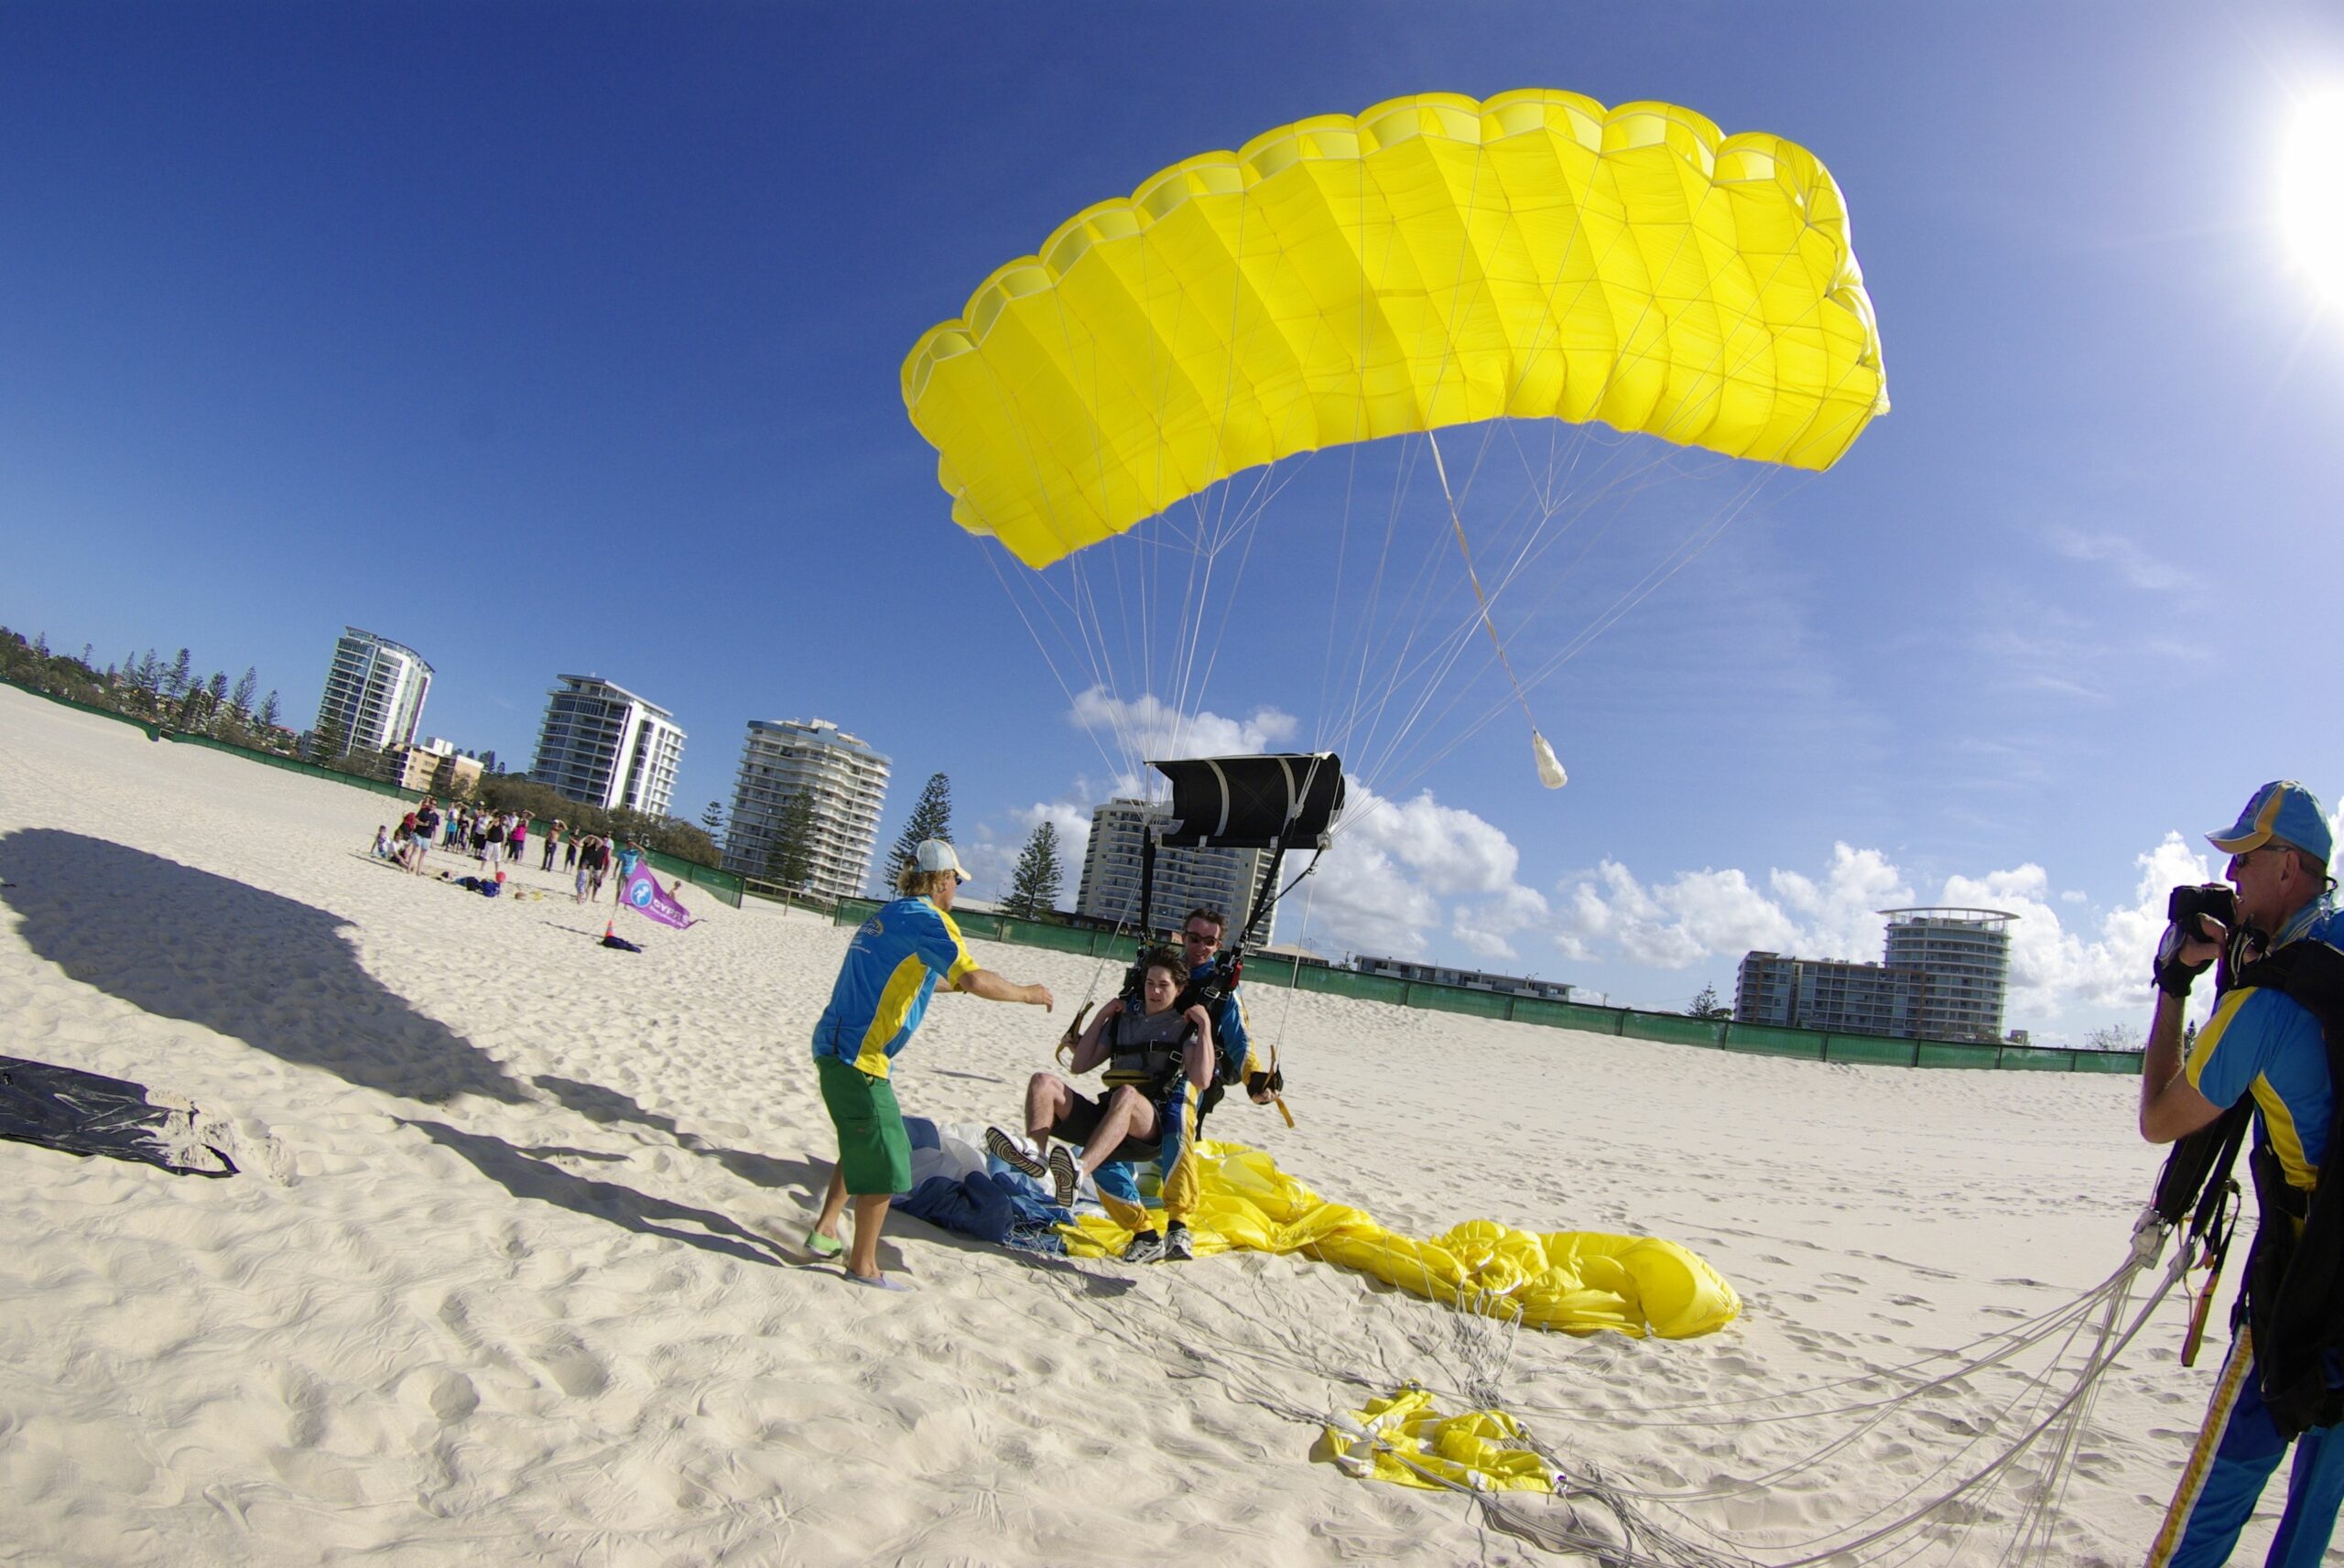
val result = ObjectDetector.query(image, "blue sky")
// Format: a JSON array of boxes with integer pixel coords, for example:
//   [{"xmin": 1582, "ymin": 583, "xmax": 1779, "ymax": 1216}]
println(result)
[{"xmin": 7, "ymin": 3, "xmax": 2344, "ymax": 1041}]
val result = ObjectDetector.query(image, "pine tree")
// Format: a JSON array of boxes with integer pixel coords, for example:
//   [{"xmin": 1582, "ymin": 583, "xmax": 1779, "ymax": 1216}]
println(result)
[
  {"xmin": 700, "ymin": 799, "xmax": 725, "ymax": 838},
  {"xmin": 765, "ymin": 791, "xmax": 818, "ymax": 892},
  {"xmin": 229, "ymin": 666, "xmax": 256, "ymax": 719},
  {"xmin": 1005, "ymin": 822, "xmax": 1063, "ymax": 919},
  {"xmin": 166, "ymin": 648, "xmax": 192, "ymax": 701},
  {"xmin": 885, "ymin": 773, "xmax": 954, "ymax": 888},
  {"xmin": 30, "ymin": 632, "xmax": 47, "ymax": 659},
  {"xmin": 1687, "ymin": 983, "xmax": 1731, "ymax": 1021},
  {"xmin": 257, "ymin": 690, "xmax": 282, "ymax": 732},
  {"xmin": 310, "ymin": 712, "xmax": 345, "ymax": 762}
]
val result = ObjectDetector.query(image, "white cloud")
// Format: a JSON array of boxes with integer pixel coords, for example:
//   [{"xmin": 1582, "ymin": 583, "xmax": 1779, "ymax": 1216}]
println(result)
[
  {"xmin": 2049, "ymin": 524, "xmax": 2197, "ymax": 598},
  {"xmin": 960, "ymin": 798, "xmax": 1093, "ymax": 910},
  {"xmin": 1944, "ymin": 833, "xmax": 2212, "ymax": 1024},
  {"xmin": 1298, "ymin": 780, "xmax": 1542, "ymax": 960},
  {"xmin": 1069, "ymin": 687, "xmax": 1297, "ymax": 792},
  {"xmin": 1555, "ymin": 848, "xmax": 1903, "ymax": 973},
  {"xmin": 1548, "ymin": 832, "xmax": 2222, "ymax": 1041}
]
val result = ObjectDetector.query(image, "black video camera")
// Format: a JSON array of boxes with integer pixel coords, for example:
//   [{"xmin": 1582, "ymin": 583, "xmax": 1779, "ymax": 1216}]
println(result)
[{"xmin": 2167, "ymin": 882, "xmax": 2239, "ymax": 936}]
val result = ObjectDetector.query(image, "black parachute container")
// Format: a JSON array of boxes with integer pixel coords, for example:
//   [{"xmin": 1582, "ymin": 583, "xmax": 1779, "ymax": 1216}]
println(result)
[{"xmin": 1134, "ymin": 752, "xmax": 1344, "ymax": 955}]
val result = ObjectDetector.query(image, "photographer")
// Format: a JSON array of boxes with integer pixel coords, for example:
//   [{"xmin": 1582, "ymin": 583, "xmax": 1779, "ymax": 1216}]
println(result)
[{"xmin": 2141, "ymin": 781, "xmax": 2343, "ymax": 1568}]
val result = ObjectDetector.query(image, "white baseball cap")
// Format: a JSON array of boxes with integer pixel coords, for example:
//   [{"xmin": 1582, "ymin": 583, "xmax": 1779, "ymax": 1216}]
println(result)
[{"xmin": 916, "ymin": 838, "xmax": 970, "ymax": 883}]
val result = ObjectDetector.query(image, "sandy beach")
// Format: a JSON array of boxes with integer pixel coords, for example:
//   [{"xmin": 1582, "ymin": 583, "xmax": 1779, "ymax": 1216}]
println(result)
[{"xmin": 0, "ymin": 682, "xmax": 2289, "ymax": 1565}]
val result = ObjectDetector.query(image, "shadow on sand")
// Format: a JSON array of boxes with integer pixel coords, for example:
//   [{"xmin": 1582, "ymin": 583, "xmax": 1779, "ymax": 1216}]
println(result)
[
  {"xmin": 402, "ymin": 1119, "xmax": 794, "ymax": 1268},
  {"xmin": 533, "ymin": 1073, "xmax": 826, "ymax": 1192},
  {"xmin": 0, "ymin": 828, "xmax": 526, "ymax": 1105}
]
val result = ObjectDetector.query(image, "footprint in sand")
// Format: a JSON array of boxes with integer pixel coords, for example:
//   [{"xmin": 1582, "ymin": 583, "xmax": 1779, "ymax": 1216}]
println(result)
[
  {"xmin": 532, "ymin": 1336, "xmax": 611, "ymax": 1399},
  {"xmin": 426, "ymin": 1370, "xmax": 479, "ymax": 1423}
]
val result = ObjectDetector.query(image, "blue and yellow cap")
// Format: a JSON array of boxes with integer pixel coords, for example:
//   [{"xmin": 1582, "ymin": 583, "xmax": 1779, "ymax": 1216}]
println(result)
[{"xmin": 2208, "ymin": 780, "xmax": 2333, "ymax": 866}]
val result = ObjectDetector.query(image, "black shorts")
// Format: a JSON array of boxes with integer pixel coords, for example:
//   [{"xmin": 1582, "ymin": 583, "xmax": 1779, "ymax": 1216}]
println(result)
[{"xmin": 1053, "ymin": 1085, "xmax": 1162, "ymax": 1163}]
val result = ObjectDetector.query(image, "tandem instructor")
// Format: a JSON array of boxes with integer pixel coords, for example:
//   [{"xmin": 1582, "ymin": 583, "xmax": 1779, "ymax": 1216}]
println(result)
[
  {"xmin": 806, "ymin": 839, "xmax": 1054, "ymax": 1291},
  {"xmin": 2141, "ymin": 782, "xmax": 2344, "ymax": 1568}
]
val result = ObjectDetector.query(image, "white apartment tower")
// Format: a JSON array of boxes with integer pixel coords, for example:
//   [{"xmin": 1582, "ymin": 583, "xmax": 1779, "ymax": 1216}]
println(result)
[
  {"xmin": 1075, "ymin": 798, "xmax": 1276, "ymax": 944},
  {"xmin": 315, "ymin": 627, "xmax": 432, "ymax": 755},
  {"xmin": 530, "ymin": 676, "xmax": 686, "ymax": 816},
  {"xmin": 724, "ymin": 719, "xmax": 892, "ymax": 904}
]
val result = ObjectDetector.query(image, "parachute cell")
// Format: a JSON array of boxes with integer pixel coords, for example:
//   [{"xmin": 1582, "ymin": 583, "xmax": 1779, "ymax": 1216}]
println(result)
[{"xmin": 904, "ymin": 89, "xmax": 1888, "ymax": 570}]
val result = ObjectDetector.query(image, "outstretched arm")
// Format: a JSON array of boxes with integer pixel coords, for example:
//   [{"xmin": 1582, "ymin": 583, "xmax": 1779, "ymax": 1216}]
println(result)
[{"xmin": 956, "ymin": 968, "xmax": 1055, "ymax": 1011}]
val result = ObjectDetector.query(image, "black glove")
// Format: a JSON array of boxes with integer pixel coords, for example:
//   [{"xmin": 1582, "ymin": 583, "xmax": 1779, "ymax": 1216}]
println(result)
[
  {"xmin": 1246, "ymin": 1068, "xmax": 1284, "ymax": 1097},
  {"xmin": 2154, "ymin": 922, "xmax": 2212, "ymax": 998}
]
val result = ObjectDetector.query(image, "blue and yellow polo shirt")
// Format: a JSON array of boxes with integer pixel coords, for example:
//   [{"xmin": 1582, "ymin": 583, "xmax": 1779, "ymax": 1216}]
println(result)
[
  {"xmin": 811, "ymin": 896, "xmax": 978, "ymax": 1078},
  {"xmin": 2186, "ymin": 899, "xmax": 2341, "ymax": 1193}
]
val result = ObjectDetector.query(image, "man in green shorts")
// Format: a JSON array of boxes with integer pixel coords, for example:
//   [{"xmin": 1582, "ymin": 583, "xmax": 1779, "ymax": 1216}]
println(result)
[{"xmin": 807, "ymin": 838, "xmax": 1055, "ymax": 1290}]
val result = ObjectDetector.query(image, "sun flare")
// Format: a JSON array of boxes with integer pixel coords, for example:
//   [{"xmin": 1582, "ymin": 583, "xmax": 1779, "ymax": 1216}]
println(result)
[{"xmin": 2281, "ymin": 89, "xmax": 2344, "ymax": 303}]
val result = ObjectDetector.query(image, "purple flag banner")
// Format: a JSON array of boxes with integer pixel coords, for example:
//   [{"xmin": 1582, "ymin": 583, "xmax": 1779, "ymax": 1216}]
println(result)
[{"xmin": 619, "ymin": 865, "xmax": 696, "ymax": 930}]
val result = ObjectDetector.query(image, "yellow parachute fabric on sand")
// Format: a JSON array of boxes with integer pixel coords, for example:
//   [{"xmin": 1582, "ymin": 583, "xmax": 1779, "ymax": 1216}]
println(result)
[
  {"xmin": 1062, "ymin": 1141, "xmax": 1739, "ymax": 1338},
  {"xmin": 1321, "ymin": 1385, "xmax": 1556, "ymax": 1493},
  {"xmin": 903, "ymin": 89, "xmax": 1888, "ymax": 569}
]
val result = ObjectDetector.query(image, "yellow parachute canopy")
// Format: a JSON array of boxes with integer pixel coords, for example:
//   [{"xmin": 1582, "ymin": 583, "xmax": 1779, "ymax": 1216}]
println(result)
[
  {"xmin": 1065, "ymin": 1141, "xmax": 1740, "ymax": 1339},
  {"xmin": 903, "ymin": 88, "xmax": 1888, "ymax": 570},
  {"xmin": 1321, "ymin": 1385, "xmax": 1557, "ymax": 1493}
]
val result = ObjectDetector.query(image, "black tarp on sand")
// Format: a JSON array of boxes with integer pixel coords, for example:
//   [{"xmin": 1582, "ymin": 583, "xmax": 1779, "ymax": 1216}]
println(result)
[{"xmin": 0, "ymin": 1055, "xmax": 237, "ymax": 1177}]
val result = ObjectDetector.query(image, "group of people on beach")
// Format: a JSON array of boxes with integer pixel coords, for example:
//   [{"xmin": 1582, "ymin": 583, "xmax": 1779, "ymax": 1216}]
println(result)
[
  {"xmin": 801, "ymin": 838, "xmax": 1272, "ymax": 1289},
  {"xmin": 798, "ymin": 790, "xmax": 2344, "ymax": 1566},
  {"xmin": 365, "ymin": 799, "xmax": 643, "ymax": 904}
]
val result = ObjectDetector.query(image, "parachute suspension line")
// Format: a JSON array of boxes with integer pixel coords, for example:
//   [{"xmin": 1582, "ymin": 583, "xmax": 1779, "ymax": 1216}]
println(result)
[
  {"xmin": 1394, "ymin": 232, "xmax": 1861, "ymax": 795},
  {"xmin": 1338, "ymin": 178, "xmax": 1698, "ymax": 812},
  {"xmin": 1331, "ymin": 435, "xmax": 1439, "ymax": 786},
  {"xmin": 1313, "ymin": 438, "xmax": 1369, "ymax": 761},
  {"xmin": 981, "ymin": 546, "xmax": 1133, "ymax": 787},
  {"xmin": 1348, "ymin": 462, "xmax": 1579, "ymax": 793},
  {"xmin": 1145, "ymin": 172, "xmax": 1271, "ymax": 773},
  {"xmin": 1318, "ymin": 165, "xmax": 1424, "ymax": 784},
  {"xmin": 1386, "ymin": 463, "xmax": 1786, "ymax": 806},
  {"xmin": 1488, "ymin": 1234, "xmax": 2188, "ymax": 1568},
  {"xmin": 1424, "ymin": 427, "xmax": 1562, "ymax": 785},
  {"xmin": 1172, "ymin": 454, "xmax": 1308, "ymax": 769}
]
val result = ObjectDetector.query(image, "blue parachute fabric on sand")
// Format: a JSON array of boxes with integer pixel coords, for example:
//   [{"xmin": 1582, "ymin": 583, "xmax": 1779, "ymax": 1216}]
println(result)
[
  {"xmin": 897, "ymin": 1173, "xmax": 1014, "ymax": 1242},
  {"xmin": 0, "ymin": 1055, "xmax": 236, "ymax": 1178},
  {"xmin": 893, "ymin": 1117, "xmax": 1069, "ymax": 1253}
]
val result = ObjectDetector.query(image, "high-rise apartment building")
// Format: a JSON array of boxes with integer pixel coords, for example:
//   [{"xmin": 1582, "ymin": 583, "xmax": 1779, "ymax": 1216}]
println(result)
[
  {"xmin": 1882, "ymin": 907, "xmax": 2016, "ymax": 1043},
  {"xmin": 724, "ymin": 719, "xmax": 892, "ymax": 904},
  {"xmin": 1734, "ymin": 906, "xmax": 2017, "ymax": 1043},
  {"xmin": 529, "ymin": 676, "xmax": 686, "ymax": 817},
  {"xmin": 1075, "ymin": 798, "xmax": 1275, "ymax": 943},
  {"xmin": 314, "ymin": 627, "xmax": 432, "ymax": 755}
]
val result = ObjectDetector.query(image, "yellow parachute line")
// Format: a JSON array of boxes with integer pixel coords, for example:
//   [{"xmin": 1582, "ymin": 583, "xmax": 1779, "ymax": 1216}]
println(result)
[
  {"xmin": 904, "ymin": 87, "xmax": 1888, "ymax": 570},
  {"xmin": 1060, "ymin": 1141, "xmax": 1741, "ymax": 1339}
]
